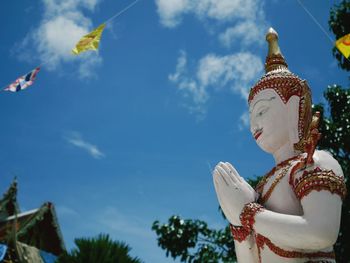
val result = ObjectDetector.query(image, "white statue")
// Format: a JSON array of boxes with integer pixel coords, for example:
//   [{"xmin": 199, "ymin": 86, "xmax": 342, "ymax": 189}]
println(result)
[{"xmin": 213, "ymin": 28, "xmax": 347, "ymax": 263}]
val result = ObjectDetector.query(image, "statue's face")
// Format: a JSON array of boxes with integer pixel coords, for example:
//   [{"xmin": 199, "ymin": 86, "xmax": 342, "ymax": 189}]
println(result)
[{"xmin": 249, "ymin": 89, "xmax": 290, "ymax": 154}]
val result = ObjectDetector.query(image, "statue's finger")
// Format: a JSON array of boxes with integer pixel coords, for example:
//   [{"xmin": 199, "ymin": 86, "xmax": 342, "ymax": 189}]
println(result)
[
  {"xmin": 218, "ymin": 164, "xmax": 239, "ymax": 185},
  {"xmin": 225, "ymin": 162, "xmax": 243, "ymax": 183},
  {"xmin": 217, "ymin": 166, "xmax": 238, "ymax": 187},
  {"xmin": 220, "ymin": 163, "xmax": 241, "ymax": 185},
  {"xmin": 213, "ymin": 170, "xmax": 223, "ymax": 187},
  {"xmin": 216, "ymin": 167, "xmax": 232, "ymax": 186},
  {"xmin": 219, "ymin": 162, "xmax": 231, "ymax": 176},
  {"xmin": 214, "ymin": 169, "xmax": 229, "ymax": 186}
]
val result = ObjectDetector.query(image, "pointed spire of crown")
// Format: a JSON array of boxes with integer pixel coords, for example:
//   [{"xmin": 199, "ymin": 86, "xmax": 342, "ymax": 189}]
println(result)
[{"xmin": 265, "ymin": 27, "xmax": 288, "ymax": 73}]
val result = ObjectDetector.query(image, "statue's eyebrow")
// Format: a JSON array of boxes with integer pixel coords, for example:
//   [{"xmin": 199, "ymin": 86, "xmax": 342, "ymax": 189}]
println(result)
[{"xmin": 249, "ymin": 96, "xmax": 276, "ymax": 113}]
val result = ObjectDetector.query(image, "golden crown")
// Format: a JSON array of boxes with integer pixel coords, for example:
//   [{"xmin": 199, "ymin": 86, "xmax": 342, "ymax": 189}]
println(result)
[{"xmin": 248, "ymin": 28, "xmax": 313, "ymax": 151}]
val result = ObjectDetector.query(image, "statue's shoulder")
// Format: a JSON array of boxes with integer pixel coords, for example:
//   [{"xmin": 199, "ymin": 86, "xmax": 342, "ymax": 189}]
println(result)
[
  {"xmin": 290, "ymin": 150, "xmax": 347, "ymax": 201},
  {"xmin": 312, "ymin": 150, "xmax": 344, "ymax": 178}
]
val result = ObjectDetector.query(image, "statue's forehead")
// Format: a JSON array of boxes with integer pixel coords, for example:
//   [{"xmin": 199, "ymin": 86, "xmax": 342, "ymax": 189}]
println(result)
[{"xmin": 249, "ymin": 89, "xmax": 279, "ymax": 112}]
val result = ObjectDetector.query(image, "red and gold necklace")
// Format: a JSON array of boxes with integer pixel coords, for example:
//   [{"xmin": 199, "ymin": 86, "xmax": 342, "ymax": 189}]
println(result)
[{"xmin": 256, "ymin": 155, "xmax": 303, "ymax": 204}]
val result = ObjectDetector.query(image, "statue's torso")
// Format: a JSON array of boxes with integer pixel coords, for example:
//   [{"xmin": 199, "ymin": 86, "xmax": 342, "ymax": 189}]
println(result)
[
  {"xmin": 261, "ymin": 162, "xmax": 303, "ymax": 215},
  {"xmin": 255, "ymin": 152, "xmax": 337, "ymax": 263}
]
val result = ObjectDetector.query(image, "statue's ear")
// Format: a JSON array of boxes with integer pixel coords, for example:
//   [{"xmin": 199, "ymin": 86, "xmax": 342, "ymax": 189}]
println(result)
[{"xmin": 286, "ymin": 95, "xmax": 300, "ymax": 147}]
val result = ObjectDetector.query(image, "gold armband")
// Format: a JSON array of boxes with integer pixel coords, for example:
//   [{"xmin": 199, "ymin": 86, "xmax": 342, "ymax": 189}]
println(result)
[{"xmin": 293, "ymin": 167, "xmax": 347, "ymax": 200}]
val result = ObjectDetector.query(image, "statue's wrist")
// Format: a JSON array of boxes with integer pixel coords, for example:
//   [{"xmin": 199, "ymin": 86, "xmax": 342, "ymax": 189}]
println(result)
[
  {"xmin": 229, "ymin": 224, "xmax": 250, "ymax": 242},
  {"xmin": 239, "ymin": 202, "xmax": 264, "ymax": 234},
  {"xmin": 229, "ymin": 202, "xmax": 264, "ymax": 242}
]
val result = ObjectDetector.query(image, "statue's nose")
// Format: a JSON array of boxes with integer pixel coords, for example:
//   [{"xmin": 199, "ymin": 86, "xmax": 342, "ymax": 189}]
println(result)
[{"xmin": 250, "ymin": 118, "xmax": 260, "ymax": 134}]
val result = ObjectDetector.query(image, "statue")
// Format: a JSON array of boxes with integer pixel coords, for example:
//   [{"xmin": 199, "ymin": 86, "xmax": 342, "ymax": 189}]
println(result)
[{"xmin": 213, "ymin": 28, "xmax": 347, "ymax": 263}]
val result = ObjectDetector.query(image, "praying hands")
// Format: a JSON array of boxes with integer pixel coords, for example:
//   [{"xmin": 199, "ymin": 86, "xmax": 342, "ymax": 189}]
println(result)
[{"xmin": 213, "ymin": 162, "xmax": 256, "ymax": 226}]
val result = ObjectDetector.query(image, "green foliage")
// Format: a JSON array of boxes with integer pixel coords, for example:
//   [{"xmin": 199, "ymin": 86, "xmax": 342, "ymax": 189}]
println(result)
[
  {"xmin": 329, "ymin": 0, "xmax": 350, "ymax": 71},
  {"xmin": 152, "ymin": 216, "xmax": 236, "ymax": 262},
  {"xmin": 247, "ymin": 176, "xmax": 262, "ymax": 189},
  {"xmin": 56, "ymin": 234, "xmax": 142, "ymax": 263},
  {"xmin": 151, "ymin": 175, "xmax": 263, "ymax": 262},
  {"xmin": 313, "ymin": 85, "xmax": 350, "ymax": 263}
]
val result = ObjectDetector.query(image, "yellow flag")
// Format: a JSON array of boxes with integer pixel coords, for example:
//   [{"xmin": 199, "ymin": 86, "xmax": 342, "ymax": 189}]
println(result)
[
  {"xmin": 72, "ymin": 23, "xmax": 106, "ymax": 55},
  {"xmin": 335, "ymin": 33, "xmax": 350, "ymax": 59}
]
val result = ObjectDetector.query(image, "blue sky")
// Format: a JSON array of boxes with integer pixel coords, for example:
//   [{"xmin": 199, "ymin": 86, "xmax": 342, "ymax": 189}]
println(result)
[{"xmin": 0, "ymin": 0, "xmax": 348, "ymax": 262}]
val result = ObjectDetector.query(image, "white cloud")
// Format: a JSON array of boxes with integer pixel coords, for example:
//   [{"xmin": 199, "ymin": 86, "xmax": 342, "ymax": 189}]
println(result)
[
  {"xmin": 64, "ymin": 131, "xmax": 105, "ymax": 159},
  {"xmin": 155, "ymin": 0, "xmax": 190, "ymax": 28},
  {"xmin": 78, "ymin": 53, "xmax": 103, "ymax": 79},
  {"xmin": 43, "ymin": 0, "xmax": 99, "ymax": 14},
  {"xmin": 170, "ymin": 50, "xmax": 263, "ymax": 118},
  {"xmin": 56, "ymin": 205, "xmax": 80, "ymax": 218},
  {"xmin": 32, "ymin": 15, "xmax": 90, "ymax": 69},
  {"xmin": 97, "ymin": 206, "xmax": 153, "ymax": 238},
  {"xmin": 239, "ymin": 111, "xmax": 250, "ymax": 130},
  {"xmin": 155, "ymin": 0, "xmax": 268, "ymax": 49},
  {"xmin": 169, "ymin": 50, "xmax": 187, "ymax": 83},
  {"xmin": 15, "ymin": 0, "xmax": 103, "ymax": 78},
  {"xmin": 158, "ymin": 0, "xmax": 268, "ymax": 124},
  {"xmin": 195, "ymin": 0, "xmax": 260, "ymax": 21},
  {"xmin": 156, "ymin": 0, "xmax": 263, "ymax": 27},
  {"xmin": 219, "ymin": 20, "xmax": 265, "ymax": 48},
  {"xmin": 169, "ymin": 51, "xmax": 209, "ymax": 119}
]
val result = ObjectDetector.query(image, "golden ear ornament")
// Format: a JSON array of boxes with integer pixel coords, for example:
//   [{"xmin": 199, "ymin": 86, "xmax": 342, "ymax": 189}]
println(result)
[{"xmin": 294, "ymin": 111, "xmax": 322, "ymax": 164}]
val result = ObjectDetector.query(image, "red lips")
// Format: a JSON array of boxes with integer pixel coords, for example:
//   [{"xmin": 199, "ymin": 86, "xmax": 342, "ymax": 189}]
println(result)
[{"xmin": 254, "ymin": 131, "xmax": 262, "ymax": 140}]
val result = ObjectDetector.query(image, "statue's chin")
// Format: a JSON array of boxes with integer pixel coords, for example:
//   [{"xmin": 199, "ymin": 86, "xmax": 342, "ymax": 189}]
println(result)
[
  {"xmin": 257, "ymin": 141, "xmax": 275, "ymax": 154},
  {"xmin": 256, "ymin": 137, "xmax": 281, "ymax": 155}
]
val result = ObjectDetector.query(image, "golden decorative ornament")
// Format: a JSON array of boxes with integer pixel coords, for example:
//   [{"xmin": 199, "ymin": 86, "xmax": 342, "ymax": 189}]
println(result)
[
  {"xmin": 255, "ymin": 155, "xmax": 304, "ymax": 204},
  {"xmin": 293, "ymin": 167, "xmax": 347, "ymax": 200},
  {"xmin": 259, "ymin": 166, "xmax": 290, "ymax": 204}
]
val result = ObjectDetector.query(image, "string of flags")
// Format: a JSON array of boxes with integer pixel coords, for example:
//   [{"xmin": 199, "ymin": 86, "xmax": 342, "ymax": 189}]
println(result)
[
  {"xmin": 2, "ymin": 0, "xmax": 139, "ymax": 93},
  {"xmin": 2, "ymin": 0, "xmax": 350, "ymax": 93},
  {"xmin": 72, "ymin": 23, "xmax": 106, "ymax": 55},
  {"xmin": 336, "ymin": 33, "xmax": 350, "ymax": 60},
  {"xmin": 297, "ymin": 0, "xmax": 350, "ymax": 61},
  {"xmin": 4, "ymin": 67, "xmax": 40, "ymax": 93}
]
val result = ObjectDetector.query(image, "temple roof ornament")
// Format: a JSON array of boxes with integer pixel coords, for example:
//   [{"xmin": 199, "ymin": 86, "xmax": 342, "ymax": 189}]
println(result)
[
  {"xmin": 0, "ymin": 178, "xmax": 20, "ymax": 220},
  {"xmin": 0, "ymin": 180, "xmax": 65, "ymax": 261}
]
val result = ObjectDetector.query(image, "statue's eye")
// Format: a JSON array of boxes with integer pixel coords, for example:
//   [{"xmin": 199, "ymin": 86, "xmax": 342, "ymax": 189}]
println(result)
[{"xmin": 257, "ymin": 108, "xmax": 268, "ymax": 117}]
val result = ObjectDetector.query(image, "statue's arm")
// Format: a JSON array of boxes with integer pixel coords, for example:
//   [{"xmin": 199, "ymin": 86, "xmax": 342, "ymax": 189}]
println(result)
[
  {"xmin": 234, "ymin": 235, "xmax": 259, "ymax": 263},
  {"xmin": 253, "ymin": 166, "xmax": 346, "ymax": 250},
  {"xmin": 255, "ymin": 191, "xmax": 341, "ymax": 250}
]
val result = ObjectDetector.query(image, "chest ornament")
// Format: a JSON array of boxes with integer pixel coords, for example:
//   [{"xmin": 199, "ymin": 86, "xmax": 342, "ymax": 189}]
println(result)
[{"xmin": 256, "ymin": 155, "xmax": 303, "ymax": 204}]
